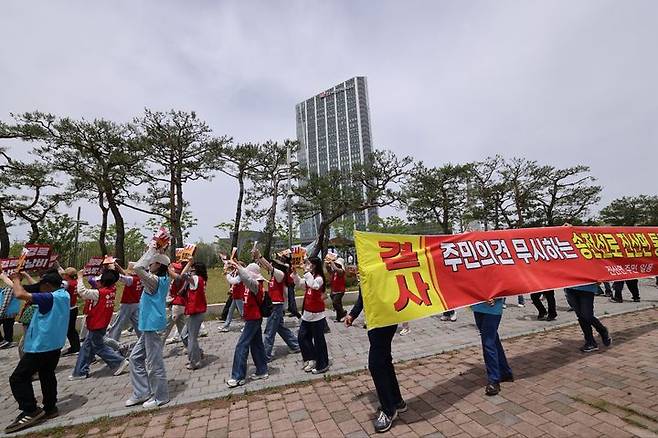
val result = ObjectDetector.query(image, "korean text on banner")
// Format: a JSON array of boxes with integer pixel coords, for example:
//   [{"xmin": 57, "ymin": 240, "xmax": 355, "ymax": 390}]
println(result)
[{"xmin": 355, "ymin": 226, "xmax": 658, "ymax": 330}]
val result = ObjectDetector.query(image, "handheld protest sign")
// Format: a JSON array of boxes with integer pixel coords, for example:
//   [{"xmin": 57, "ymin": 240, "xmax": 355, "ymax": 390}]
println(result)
[
  {"xmin": 83, "ymin": 256, "xmax": 104, "ymax": 276},
  {"xmin": 176, "ymin": 244, "xmax": 196, "ymax": 262},
  {"xmin": 153, "ymin": 226, "xmax": 171, "ymax": 250}
]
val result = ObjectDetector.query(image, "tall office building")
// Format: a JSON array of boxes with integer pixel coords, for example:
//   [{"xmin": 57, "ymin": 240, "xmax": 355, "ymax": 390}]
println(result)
[{"xmin": 295, "ymin": 76, "xmax": 378, "ymax": 241}]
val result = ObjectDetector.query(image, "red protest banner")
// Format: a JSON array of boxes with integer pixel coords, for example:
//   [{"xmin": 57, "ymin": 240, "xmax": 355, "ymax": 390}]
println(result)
[
  {"xmin": 356, "ymin": 226, "xmax": 658, "ymax": 329},
  {"xmin": 83, "ymin": 256, "xmax": 105, "ymax": 276}
]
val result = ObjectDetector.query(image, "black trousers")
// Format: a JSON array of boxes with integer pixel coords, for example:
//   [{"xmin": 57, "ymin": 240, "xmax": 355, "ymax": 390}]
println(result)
[
  {"xmin": 66, "ymin": 307, "xmax": 80, "ymax": 352},
  {"xmin": 9, "ymin": 349, "xmax": 61, "ymax": 413},
  {"xmin": 0, "ymin": 317, "xmax": 15, "ymax": 343},
  {"xmin": 331, "ymin": 293, "xmax": 346, "ymax": 320},
  {"xmin": 287, "ymin": 285, "xmax": 301, "ymax": 317},
  {"xmin": 565, "ymin": 289, "xmax": 607, "ymax": 346},
  {"xmin": 297, "ymin": 319, "xmax": 329, "ymax": 369},
  {"xmin": 612, "ymin": 280, "xmax": 640, "ymax": 301},
  {"xmin": 220, "ymin": 295, "xmax": 233, "ymax": 320},
  {"xmin": 530, "ymin": 290, "xmax": 556, "ymax": 318},
  {"xmin": 368, "ymin": 324, "xmax": 402, "ymax": 417}
]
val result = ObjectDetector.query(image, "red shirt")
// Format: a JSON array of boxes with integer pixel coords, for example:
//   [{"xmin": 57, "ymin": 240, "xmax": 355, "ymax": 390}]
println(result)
[
  {"xmin": 169, "ymin": 278, "xmax": 187, "ymax": 306},
  {"xmin": 330, "ymin": 271, "xmax": 346, "ymax": 294},
  {"xmin": 121, "ymin": 275, "xmax": 143, "ymax": 304},
  {"xmin": 86, "ymin": 285, "xmax": 116, "ymax": 330},
  {"xmin": 66, "ymin": 279, "xmax": 78, "ymax": 307},
  {"xmin": 185, "ymin": 276, "xmax": 207, "ymax": 315},
  {"xmin": 303, "ymin": 276, "xmax": 325, "ymax": 313},
  {"xmin": 231, "ymin": 282, "xmax": 245, "ymax": 300},
  {"xmin": 242, "ymin": 281, "xmax": 264, "ymax": 320},
  {"xmin": 268, "ymin": 275, "xmax": 286, "ymax": 304}
]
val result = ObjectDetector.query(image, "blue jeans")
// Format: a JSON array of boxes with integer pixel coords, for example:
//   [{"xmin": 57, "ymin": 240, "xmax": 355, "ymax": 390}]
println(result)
[
  {"xmin": 223, "ymin": 299, "xmax": 244, "ymax": 329},
  {"xmin": 263, "ymin": 304, "xmax": 299, "ymax": 360},
  {"xmin": 73, "ymin": 328, "xmax": 125, "ymax": 377},
  {"xmin": 473, "ymin": 312, "xmax": 512, "ymax": 384},
  {"xmin": 231, "ymin": 319, "xmax": 267, "ymax": 380},
  {"xmin": 129, "ymin": 331, "xmax": 169, "ymax": 403},
  {"xmin": 298, "ymin": 319, "xmax": 329, "ymax": 369}
]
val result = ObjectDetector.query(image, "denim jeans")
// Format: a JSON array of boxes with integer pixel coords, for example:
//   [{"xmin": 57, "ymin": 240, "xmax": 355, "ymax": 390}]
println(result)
[
  {"xmin": 473, "ymin": 312, "xmax": 512, "ymax": 384},
  {"xmin": 298, "ymin": 319, "xmax": 329, "ymax": 370},
  {"xmin": 73, "ymin": 328, "xmax": 125, "ymax": 377},
  {"xmin": 263, "ymin": 304, "xmax": 299, "ymax": 360},
  {"xmin": 565, "ymin": 289, "xmax": 608, "ymax": 346},
  {"xmin": 129, "ymin": 331, "xmax": 169, "ymax": 403},
  {"xmin": 223, "ymin": 299, "xmax": 244, "ymax": 329},
  {"xmin": 368, "ymin": 324, "xmax": 402, "ymax": 417},
  {"xmin": 162, "ymin": 306, "xmax": 186, "ymax": 345},
  {"xmin": 107, "ymin": 303, "xmax": 141, "ymax": 341},
  {"xmin": 185, "ymin": 313, "xmax": 205, "ymax": 366},
  {"xmin": 231, "ymin": 319, "xmax": 267, "ymax": 380}
]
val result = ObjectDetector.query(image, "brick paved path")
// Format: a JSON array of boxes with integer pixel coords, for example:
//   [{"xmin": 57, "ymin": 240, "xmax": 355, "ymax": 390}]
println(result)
[{"xmin": 1, "ymin": 279, "xmax": 657, "ymax": 436}]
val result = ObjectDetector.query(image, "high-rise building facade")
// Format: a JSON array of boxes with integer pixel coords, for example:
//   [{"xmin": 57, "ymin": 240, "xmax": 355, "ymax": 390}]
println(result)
[{"xmin": 295, "ymin": 76, "xmax": 378, "ymax": 241}]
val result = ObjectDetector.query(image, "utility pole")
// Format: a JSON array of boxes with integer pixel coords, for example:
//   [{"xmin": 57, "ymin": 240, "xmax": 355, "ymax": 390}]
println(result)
[
  {"xmin": 73, "ymin": 206, "xmax": 81, "ymax": 267},
  {"xmin": 287, "ymin": 144, "xmax": 293, "ymax": 248}
]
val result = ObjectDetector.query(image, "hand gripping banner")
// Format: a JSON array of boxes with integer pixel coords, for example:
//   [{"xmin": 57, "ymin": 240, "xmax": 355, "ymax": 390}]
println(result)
[{"xmin": 355, "ymin": 226, "xmax": 658, "ymax": 330}]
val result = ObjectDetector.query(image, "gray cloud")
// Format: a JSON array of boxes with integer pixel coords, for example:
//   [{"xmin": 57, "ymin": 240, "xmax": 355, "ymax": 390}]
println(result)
[{"xmin": 1, "ymin": 0, "xmax": 656, "ymax": 241}]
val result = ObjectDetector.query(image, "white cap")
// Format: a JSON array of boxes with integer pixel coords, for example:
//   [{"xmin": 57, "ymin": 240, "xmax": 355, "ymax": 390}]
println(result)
[
  {"xmin": 246, "ymin": 263, "xmax": 264, "ymax": 281},
  {"xmin": 150, "ymin": 253, "xmax": 171, "ymax": 266}
]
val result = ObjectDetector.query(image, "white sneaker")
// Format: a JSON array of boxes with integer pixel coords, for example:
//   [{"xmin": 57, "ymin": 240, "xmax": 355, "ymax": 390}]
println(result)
[
  {"xmin": 226, "ymin": 378, "xmax": 246, "ymax": 388},
  {"xmin": 439, "ymin": 315, "xmax": 449, "ymax": 321},
  {"xmin": 517, "ymin": 303, "xmax": 525, "ymax": 308},
  {"xmin": 312, "ymin": 366, "xmax": 329, "ymax": 374},
  {"xmin": 218, "ymin": 326, "xmax": 229, "ymax": 333},
  {"xmin": 250, "ymin": 373, "xmax": 269, "ymax": 380},
  {"xmin": 450, "ymin": 313, "xmax": 457, "ymax": 322},
  {"xmin": 113, "ymin": 359, "xmax": 129, "ymax": 376},
  {"xmin": 125, "ymin": 396, "xmax": 150, "ymax": 407},
  {"xmin": 301, "ymin": 360, "xmax": 310, "ymax": 370},
  {"xmin": 303, "ymin": 360, "xmax": 316, "ymax": 373},
  {"xmin": 399, "ymin": 328, "xmax": 410, "ymax": 336},
  {"xmin": 143, "ymin": 398, "xmax": 169, "ymax": 409},
  {"xmin": 165, "ymin": 336, "xmax": 180, "ymax": 345},
  {"xmin": 68, "ymin": 374, "xmax": 88, "ymax": 381},
  {"xmin": 199, "ymin": 323, "xmax": 208, "ymax": 337}
]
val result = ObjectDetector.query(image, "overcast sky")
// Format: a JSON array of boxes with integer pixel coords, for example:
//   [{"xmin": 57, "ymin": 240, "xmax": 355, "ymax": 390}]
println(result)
[{"xmin": 1, "ymin": 1, "xmax": 656, "ymax": 242}]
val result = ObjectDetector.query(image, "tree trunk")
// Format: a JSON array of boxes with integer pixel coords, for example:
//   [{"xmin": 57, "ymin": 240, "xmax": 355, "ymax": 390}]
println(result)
[
  {"xmin": 98, "ymin": 193, "xmax": 109, "ymax": 257},
  {"xmin": 169, "ymin": 170, "xmax": 179, "ymax": 259},
  {"xmin": 105, "ymin": 191, "xmax": 126, "ymax": 265},
  {"xmin": 231, "ymin": 172, "xmax": 245, "ymax": 249},
  {"xmin": 0, "ymin": 206, "xmax": 10, "ymax": 258},
  {"xmin": 28, "ymin": 221, "xmax": 39, "ymax": 243},
  {"xmin": 311, "ymin": 221, "xmax": 328, "ymax": 259},
  {"xmin": 174, "ymin": 169, "xmax": 184, "ymax": 250},
  {"xmin": 262, "ymin": 183, "xmax": 279, "ymax": 257}
]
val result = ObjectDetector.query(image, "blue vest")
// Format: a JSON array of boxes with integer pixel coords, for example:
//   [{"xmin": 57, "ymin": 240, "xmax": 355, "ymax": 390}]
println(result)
[
  {"xmin": 24, "ymin": 289, "xmax": 69, "ymax": 353},
  {"xmin": 139, "ymin": 276, "xmax": 170, "ymax": 332},
  {"xmin": 471, "ymin": 298, "xmax": 505, "ymax": 315}
]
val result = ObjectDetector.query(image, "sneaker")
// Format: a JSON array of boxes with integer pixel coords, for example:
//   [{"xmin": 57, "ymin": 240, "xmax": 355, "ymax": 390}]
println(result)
[
  {"xmin": 250, "ymin": 372, "xmax": 269, "ymax": 380},
  {"xmin": 373, "ymin": 409, "xmax": 397, "ymax": 433},
  {"xmin": 485, "ymin": 382, "xmax": 500, "ymax": 396},
  {"xmin": 516, "ymin": 303, "xmax": 525, "ymax": 308},
  {"xmin": 4, "ymin": 408, "xmax": 46, "ymax": 433},
  {"xmin": 218, "ymin": 326, "xmax": 229, "ymax": 333},
  {"xmin": 226, "ymin": 378, "xmax": 246, "ymax": 388},
  {"xmin": 399, "ymin": 328, "xmax": 410, "ymax": 336},
  {"xmin": 68, "ymin": 374, "xmax": 88, "ymax": 381},
  {"xmin": 125, "ymin": 396, "xmax": 150, "ymax": 407},
  {"xmin": 537, "ymin": 313, "xmax": 547, "ymax": 321},
  {"xmin": 303, "ymin": 360, "xmax": 316, "ymax": 372},
  {"xmin": 0, "ymin": 340, "xmax": 10, "ymax": 349},
  {"xmin": 546, "ymin": 314, "xmax": 557, "ymax": 321},
  {"xmin": 580, "ymin": 344, "xmax": 599, "ymax": 353},
  {"xmin": 601, "ymin": 330, "xmax": 612, "ymax": 347},
  {"xmin": 438, "ymin": 315, "xmax": 449, "ymax": 321},
  {"xmin": 186, "ymin": 363, "xmax": 199, "ymax": 370},
  {"xmin": 502, "ymin": 304, "xmax": 507, "ymax": 309},
  {"xmin": 288, "ymin": 347, "xmax": 301, "ymax": 354},
  {"xmin": 113, "ymin": 359, "xmax": 129, "ymax": 376},
  {"xmin": 43, "ymin": 407, "xmax": 59, "ymax": 420},
  {"xmin": 199, "ymin": 324, "xmax": 209, "ymax": 337},
  {"xmin": 500, "ymin": 374, "xmax": 515, "ymax": 383},
  {"xmin": 61, "ymin": 348, "xmax": 79, "ymax": 357},
  {"xmin": 165, "ymin": 336, "xmax": 180, "ymax": 345},
  {"xmin": 312, "ymin": 366, "xmax": 329, "ymax": 374},
  {"xmin": 609, "ymin": 298, "xmax": 623, "ymax": 303},
  {"xmin": 632, "ymin": 298, "xmax": 640, "ymax": 303},
  {"xmin": 143, "ymin": 398, "xmax": 169, "ymax": 409},
  {"xmin": 449, "ymin": 313, "xmax": 457, "ymax": 322}
]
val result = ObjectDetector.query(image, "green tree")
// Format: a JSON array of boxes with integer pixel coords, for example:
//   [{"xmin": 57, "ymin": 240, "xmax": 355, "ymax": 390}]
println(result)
[
  {"xmin": 134, "ymin": 109, "xmax": 230, "ymax": 257},
  {"xmin": 294, "ymin": 150, "xmax": 412, "ymax": 257},
  {"xmin": 497, "ymin": 157, "xmax": 549, "ymax": 228},
  {"xmin": 403, "ymin": 162, "xmax": 470, "ymax": 234},
  {"xmin": 599, "ymin": 195, "xmax": 658, "ymax": 226},
  {"xmin": 367, "ymin": 216, "xmax": 412, "ymax": 234},
  {"xmin": 536, "ymin": 165, "xmax": 601, "ymax": 226},
  {"xmin": 39, "ymin": 213, "xmax": 78, "ymax": 265}
]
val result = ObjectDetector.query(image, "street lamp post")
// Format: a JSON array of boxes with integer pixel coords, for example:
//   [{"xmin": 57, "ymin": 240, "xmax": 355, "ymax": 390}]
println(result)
[{"xmin": 287, "ymin": 144, "xmax": 293, "ymax": 248}]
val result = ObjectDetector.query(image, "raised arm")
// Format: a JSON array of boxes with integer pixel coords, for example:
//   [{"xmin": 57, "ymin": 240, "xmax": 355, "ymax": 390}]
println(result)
[{"xmin": 76, "ymin": 272, "xmax": 100, "ymax": 302}]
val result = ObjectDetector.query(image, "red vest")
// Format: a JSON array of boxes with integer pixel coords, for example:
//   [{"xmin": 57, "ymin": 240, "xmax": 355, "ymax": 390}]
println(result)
[
  {"xmin": 303, "ymin": 276, "xmax": 325, "ymax": 313},
  {"xmin": 86, "ymin": 286, "xmax": 116, "ymax": 330},
  {"xmin": 268, "ymin": 275, "xmax": 286, "ymax": 304},
  {"xmin": 232, "ymin": 282, "xmax": 245, "ymax": 300},
  {"xmin": 330, "ymin": 272, "xmax": 346, "ymax": 294},
  {"xmin": 185, "ymin": 276, "xmax": 208, "ymax": 315},
  {"xmin": 121, "ymin": 275, "xmax": 143, "ymax": 304},
  {"xmin": 242, "ymin": 281, "xmax": 264, "ymax": 320},
  {"xmin": 169, "ymin": 278, "xmax": 187, "ymax": 306},
  {"xmin": 66, "ymin": 279, "xmax": 78, "ymax": 307}
]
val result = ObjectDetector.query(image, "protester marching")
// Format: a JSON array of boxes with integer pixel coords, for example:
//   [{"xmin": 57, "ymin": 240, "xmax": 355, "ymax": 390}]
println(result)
[{"xmin": 0, "ymin": 223, "xmax": 656, "ymax": 435}]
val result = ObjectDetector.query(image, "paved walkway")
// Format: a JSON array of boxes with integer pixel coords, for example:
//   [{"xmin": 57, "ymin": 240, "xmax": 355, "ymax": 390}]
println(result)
[{"xmin": 1, "ymin": 279, "xmax": 657, "ymax": 436}]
